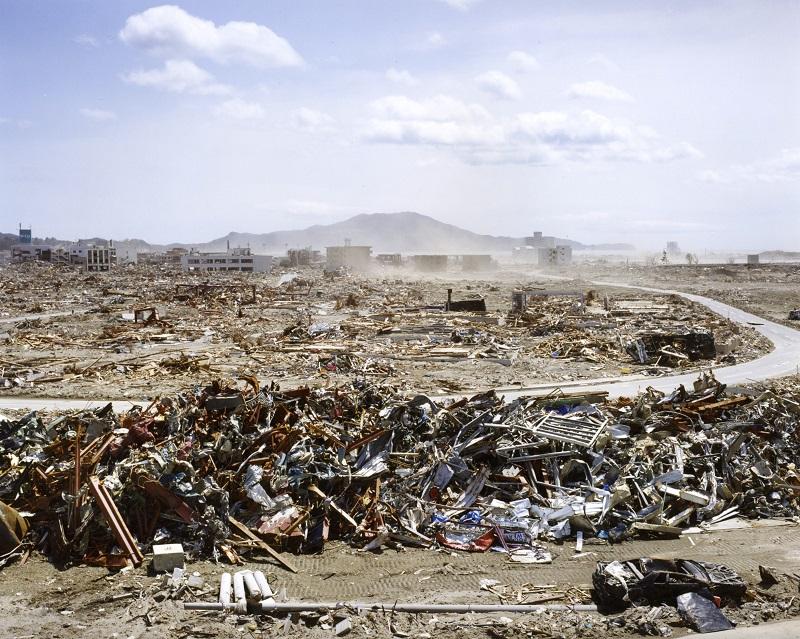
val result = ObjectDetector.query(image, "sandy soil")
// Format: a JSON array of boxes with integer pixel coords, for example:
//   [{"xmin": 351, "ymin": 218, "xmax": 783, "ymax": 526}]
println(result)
[{"xmin": 2, "ymin": 521, "xmax": 800, "ymax": 639}]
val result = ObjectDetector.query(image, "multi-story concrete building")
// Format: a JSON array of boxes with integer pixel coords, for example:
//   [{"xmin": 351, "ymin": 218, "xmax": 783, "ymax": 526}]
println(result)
[
  {"xmin": 70, "ymin": 241, "xmax": 117, "ymax": 271},
  {"xmin": 537, "ymin": 245, "xmax": 572, "ymax": 266},
  {"xmin": 525, "ymin": 231, "xmax": 557, "ymax": 248},
  {"xmin": 181, "ymin": 247, "xmax": 272, "ymax": 273}
]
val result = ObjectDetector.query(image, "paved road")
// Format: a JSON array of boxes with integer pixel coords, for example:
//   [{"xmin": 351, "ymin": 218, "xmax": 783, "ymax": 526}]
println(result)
[
  {"xmin": 494, "ymin": 280, "xmax": 800, "ymax": 401},
  {"xmin": 1, "ymin": 282, "xmax": 799, "ymax": 412},
  {"xmin": 713, "ymin": 620, "xmax": 800, "ymax": 638}
]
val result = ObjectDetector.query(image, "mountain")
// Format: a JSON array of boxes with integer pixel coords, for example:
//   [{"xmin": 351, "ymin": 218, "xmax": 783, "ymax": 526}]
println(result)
[{"xmin": 185, "ymin": 212, "xmax": 632, "ymax": 254}]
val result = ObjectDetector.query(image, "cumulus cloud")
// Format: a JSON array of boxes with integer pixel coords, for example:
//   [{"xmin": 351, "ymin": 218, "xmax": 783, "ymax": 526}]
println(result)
[
  {"xmin": 435, "ymin": 0, "xmax": 482, "ymax": 10},
  {"xmin": 292, "ymin": 107, "xmax": 335, "ymax": 132},
  {"xmin": 567, "ymin": 81, "xmax": 633, "ymax": 102},
  {"xmin": 80, "ymin": 108, "xmax": 117, "ymax": 121},
  {"xmin": 475, "ymin": 71, "xmax": 522, "ymax": 100},
  {"xmin": 363, "ymin": 94, "xmax": 701, "ymax": 166},
  {"xmin": 700, "ymin": 148, "xmax": 800, "ymax": 184},
  {"xmin": 364, "ymin": 95, "xmax": 500, "ymax": 146},
  {"xmin": 122, "ymin": 59, "xmax": 231, "ymax": 95},
  {"xmin": 74, "ymin": 34, "xmax": 99, "ymax": 48},
  {"xmin": 119, "ymin": 5, "xmax": 303, "ymax": 68},
  {"xmin": 386, "ymin": 68, "xmax": 419, "ymax": 86},
  {"xmin": 369, "ymin": 94, "xmax": 491, "ymax": 123},
  {"xmin": 508, "ymin": 51, "xmax": 540, "ymax": 73},
  {"xmin": 213, "ymin": 98, "xmax": 265, "ymax": 120}
]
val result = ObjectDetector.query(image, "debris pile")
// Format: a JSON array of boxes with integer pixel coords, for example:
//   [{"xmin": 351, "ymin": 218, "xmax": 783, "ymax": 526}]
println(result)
[
  {"xmin": 1, "ymin": 371, "xmax": 800, "ymax": 571},
  {"xmin": 0, "ymin": 262, "xmax": 772, "ymax": 398}
]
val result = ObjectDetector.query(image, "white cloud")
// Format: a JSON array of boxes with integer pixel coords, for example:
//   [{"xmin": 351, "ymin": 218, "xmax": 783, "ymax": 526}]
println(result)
[
  {"xmin": 369, "ymin": 94, "xmax": 492, "ymax": 123},
  {"xmin": 739, "ymin": 148, "xmax": 800, "ymax": 182},
  {"xmin": 122, "ymin": 59, "xmax": 231, "ymax": 95},
  {"xmin": 119, "ymin": 5, "xmax": 303, "ymax": 68},
  {"xmin": 364, "ymin": 95, "xmax": 500, "ymax": 147},
  {"xmin": 363, "ymin": 94, "xmax": 701, "ymax": 166},
  {"xmin": 426, "ymin": 31, "xmax": 446, "ymax": 48},
  {"xmin": 213, "ymin": 98, "xmax": 265, "ymax": 120},
  {"xmin": 567, "ymin": 81, "xmax": 633, "ymax": 102},
  {"xmin": 74, "ymin": 34, "xmax": 99, "ymax": 48},
  {"xmin": 697, "ymin": 169, "xmax": 730, "ymax": 184},
  {"xmin": 386, "ymin": 68, "xmax": 419, "ymax": 86},
  {"xmin": 475, "ymin": 71, "xmax": 522, "ymax": 100},
  {"xmin": 700, "ymin": 148, "xmax": 800, "ymax": 184},
  {"xmin": 435, "ymin": 0, "xmax": 482, "ymax": 10},
  {"xmin": 587, "ymin": 54, "xmax": 621, "ymax": 73},
  {"xmin": 508, "ymin": 51, "xmax": 540, "ymax": 73},
  {"xmin": 80, "ymin": 108, "xmax": 117, "ymax": 121},
  {"xmin": 292, "ymin": 107, "xmax": 335, "ymax": 132}
]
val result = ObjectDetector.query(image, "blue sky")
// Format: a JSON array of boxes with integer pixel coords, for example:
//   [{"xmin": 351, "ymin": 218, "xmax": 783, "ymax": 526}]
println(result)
[{"xmin": 1, "ymin": 1, "xmax": 798, "ymax": 250}]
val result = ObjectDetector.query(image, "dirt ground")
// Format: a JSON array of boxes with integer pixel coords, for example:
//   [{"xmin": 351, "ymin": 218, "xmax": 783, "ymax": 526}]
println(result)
[
  {"xmin": 2, "ymin": 521, "xmax": 800, "ymax": 639},
  {"xmin": 0, "ymin": 262, "xmax": 772, "ymax": 400},
  {"xmin": 2, "ymin": 259, "xmax": 799, "ymax": 639},
  {"xmin": 560, "ymin": 262, "xmax": 800, "ymax": 330}
]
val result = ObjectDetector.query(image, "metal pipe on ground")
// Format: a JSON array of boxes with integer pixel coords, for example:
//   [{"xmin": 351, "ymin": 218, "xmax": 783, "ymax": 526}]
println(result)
[{"xmin": 184, "ymin": 601, "xmax": 598, "ymax": 614}]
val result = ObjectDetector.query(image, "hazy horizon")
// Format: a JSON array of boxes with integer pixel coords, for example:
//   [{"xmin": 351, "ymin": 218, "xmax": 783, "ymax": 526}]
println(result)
[{"xmin": 1, "ymin": 1, "xmax": 798, "ymax": 251}]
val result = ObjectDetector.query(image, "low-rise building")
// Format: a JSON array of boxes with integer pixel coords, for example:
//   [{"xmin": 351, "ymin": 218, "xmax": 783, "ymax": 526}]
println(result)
[
  {"xmin": 181, "ymin": 247, "xmax": 272, "ymax": 273},
  {"xmin": 286, "ymin": 247, "xmax": 320, "ymax": 267},
  {"xmin": 12, "ymin": 244, "xmax": 68, "ymax": 263},
  {"xmin": 325, "ymin": 245, "xmax": 372, "ymax": 272},
  {"xmin": 460, "ymin": 254, "xmax": 493, "ymax": 272},
  {"xmin": 376, "ymin": 253, "xmax": 402, "ymax": 267},
  {"xmin": 411, "ymin": 254, "xmax": 448, "ymax": 272}
]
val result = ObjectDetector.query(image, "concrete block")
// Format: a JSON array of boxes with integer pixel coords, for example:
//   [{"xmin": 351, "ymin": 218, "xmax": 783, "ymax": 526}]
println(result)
[
  {"xmin": 335, "ymin": 618, "xmax": 352, "ymax": 636},
  {"xmin": 152, "ymin": 543, "xmax": 185, "ymax": 572}
]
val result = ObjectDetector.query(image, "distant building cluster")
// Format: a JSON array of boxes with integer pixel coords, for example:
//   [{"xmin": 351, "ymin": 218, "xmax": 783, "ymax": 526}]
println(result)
[
  {"xmin": 4, "ymin": 224, "xmax": 574, "ymax": 276},
  {"xmin": 9, "ymin": 226, "xmax": 118, "ymax": 271},
  {"xmin": 321, "ymin": 242, "xmax": 496, "ymax": 274}
]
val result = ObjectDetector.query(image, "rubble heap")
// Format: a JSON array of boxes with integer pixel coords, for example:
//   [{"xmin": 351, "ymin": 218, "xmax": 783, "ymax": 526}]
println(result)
[{"xmin": 1, "ymin": 372, "xmax": 799, "ymax": 568}]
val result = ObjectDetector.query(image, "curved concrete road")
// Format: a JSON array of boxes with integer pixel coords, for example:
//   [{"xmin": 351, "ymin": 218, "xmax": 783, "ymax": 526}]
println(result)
[
  {"xmin": 1, "ymin": 282, "xmax": 799, "ymax": 412},
  {"xmin": 495, "ymin": 280, "xmax": 800, "ymax": 401}
]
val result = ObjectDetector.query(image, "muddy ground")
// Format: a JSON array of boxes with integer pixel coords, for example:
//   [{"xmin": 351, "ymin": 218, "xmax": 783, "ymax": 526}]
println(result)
[{"xmin": 2, "ymin": 521, "xmax": 800, "ymax": 639}]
